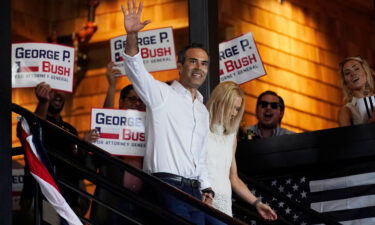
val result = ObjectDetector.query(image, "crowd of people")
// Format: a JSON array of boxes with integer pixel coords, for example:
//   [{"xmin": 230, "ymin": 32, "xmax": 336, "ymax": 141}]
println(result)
[{"xmin": 16, "ymin": 0, "xmax": 375, "ymax": 224}]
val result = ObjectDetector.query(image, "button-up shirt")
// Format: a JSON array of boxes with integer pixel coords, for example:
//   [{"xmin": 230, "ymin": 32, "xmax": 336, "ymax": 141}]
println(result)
[{"xmin": 123, "ymin": 52, "xmax": 210, "ymax": 189}]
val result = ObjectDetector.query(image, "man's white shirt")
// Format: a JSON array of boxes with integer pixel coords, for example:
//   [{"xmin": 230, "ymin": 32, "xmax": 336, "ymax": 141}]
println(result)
[{"xmin": 123, "ymin": 52, "xmax": 211, "ymax": 189}]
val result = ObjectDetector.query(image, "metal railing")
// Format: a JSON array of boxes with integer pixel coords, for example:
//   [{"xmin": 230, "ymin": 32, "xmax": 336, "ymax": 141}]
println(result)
[{"xmin": 12, "ymin": 103, "xmax": 251, "ymax": 225}]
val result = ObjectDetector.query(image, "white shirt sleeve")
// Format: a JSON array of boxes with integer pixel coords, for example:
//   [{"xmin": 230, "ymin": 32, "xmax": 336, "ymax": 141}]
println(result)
[
  {"xmin": 198, "ymin": 121, "xmax": 211, "ymax": 190},
  {"xmin": 123, "ymin": 52, "xmax": 169, "ymax": 110}
]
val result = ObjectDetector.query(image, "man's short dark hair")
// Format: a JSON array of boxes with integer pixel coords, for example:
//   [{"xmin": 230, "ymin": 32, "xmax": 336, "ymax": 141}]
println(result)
[
  {"xmin": 256, "ymin": 90, "xmax": 285, "ymax": 112},
  {"xmin": 120, "ymin": 84, "xmax": 134, "ymax": 100},
  {"xmin": 177, "ymin": 43, "xmax": 209, "ymax": 65}
]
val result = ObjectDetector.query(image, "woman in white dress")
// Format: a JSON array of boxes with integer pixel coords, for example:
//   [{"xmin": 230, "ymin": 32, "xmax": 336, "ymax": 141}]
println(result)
[
  {"xmin": 338, "ymin": 57, "xmax": 375, "ymax": 126},
  {"xmin": 205, "ymin": 81, "xmax": 277, "ymax": 224}
]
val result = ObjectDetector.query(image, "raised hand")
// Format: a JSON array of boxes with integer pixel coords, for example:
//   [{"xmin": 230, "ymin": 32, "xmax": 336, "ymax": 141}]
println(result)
[
  {"xmin": 34, "ymin": 82, "xmax": 54, "ymax": 118},
  {"xmin": 121, "ymin": 0, "xmax": 150, "ymax": 34},
  {"xmin": 103, "ymin": 62, "xmax": 121, "ymax": 108},
  {"xmin": 106, "ymin": 62, "xmax": 121, "ymax": 86},
  {"xmin": 35, "ymin": 82, "xmax": 53, "ymax": 102}
]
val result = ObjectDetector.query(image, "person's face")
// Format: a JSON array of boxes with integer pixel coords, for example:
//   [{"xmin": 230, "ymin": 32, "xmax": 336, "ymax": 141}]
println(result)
[
  {"xmin": 226, "ymin": 96, "xmax": 242, "ymax": 123},
  {"xmin": 48, "ymin": 91, "xmax": 65, "ymax": 114},
  {"xmin": 119, "ymin": 89, "xmax": 146, "ymax": 111},
  {"xmin": 342, "ymin": 60, "xmax": 367, "ymax": 91},
  {"xmin": 256, "ymin": 94, "xmax": 283, "ymax": 129},
  {"xmin": 178, "ymin": 48, "xmax": 209, "ymax": 89}
]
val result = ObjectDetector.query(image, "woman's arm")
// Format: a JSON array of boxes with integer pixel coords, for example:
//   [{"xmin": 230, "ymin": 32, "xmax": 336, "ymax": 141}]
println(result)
[{"xmin": 229, "ymin": 136, "xmax": 277, "ymax": 221}]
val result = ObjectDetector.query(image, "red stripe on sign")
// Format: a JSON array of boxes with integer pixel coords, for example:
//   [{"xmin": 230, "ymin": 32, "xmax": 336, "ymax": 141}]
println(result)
[
  {"xmin": 100, "ymin": 133, "xmax": 119, "ymax": 139},
  {"xmin": 20, "ymin": 66, "xmax": 39, "ymax": 72}
]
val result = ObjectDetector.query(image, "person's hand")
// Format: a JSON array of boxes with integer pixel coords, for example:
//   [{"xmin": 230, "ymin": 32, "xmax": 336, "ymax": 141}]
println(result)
[
  {"xmin": 121, "ymin": 0, "xmax": 151, "ymax": 35},
  {"xmin": 256, "ymin": 202, "xmax": 277, "ymax": 221},
  {"xmin": 202, "ymin": 192, "xmax": 213, "ymax": 206},
  {"xmin": 83, "ymin": 129, "xmax": 100, "ymax": 143},
  {"xmin": 35, "ymin": 82, "xmax": 52, "ymax": 102},
  {"xmin": 106, "ymin": 62, "xmax": 121, "ymax": 86}
]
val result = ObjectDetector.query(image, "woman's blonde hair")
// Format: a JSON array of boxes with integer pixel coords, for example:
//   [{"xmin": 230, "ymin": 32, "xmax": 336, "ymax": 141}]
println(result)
[
  {"xmin": 206, "ymin": 81, "xmax": 245, "ymax": 135},
  {"xmin": 339, "ymin": 56, "xmax": 375, "ymax": 102}
]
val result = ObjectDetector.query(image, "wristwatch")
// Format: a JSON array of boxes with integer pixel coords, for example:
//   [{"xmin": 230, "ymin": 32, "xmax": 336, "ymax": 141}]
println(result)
[{"xmin": 251, "ymin": 198, "xmax": 261, "ymax": 207}]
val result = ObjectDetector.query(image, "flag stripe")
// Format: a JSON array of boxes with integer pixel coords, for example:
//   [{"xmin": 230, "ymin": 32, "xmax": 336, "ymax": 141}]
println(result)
[
  {"xmin": 19, "ymin": 117, "xmax": 83, "ymax": 225},
  {"xmin": 309, "ymin": 184, "xmax": 375, "ymax": 202},
  {"xmin": 22, "ymin": 130, "xmax": 60, "ymax": 192},
  {"xmin": 309, "ymin": 172, "xmax": 375, "ymax": 192},
  {"xmin": 341, "ymin": 217, "xmax": 375, "ymax": 225},
  {"xmin": 322, "ymin": 206, "xmax": 375, "ymax": 222},
  {"xmin": 311, "ymin": 194, "xmax": 375, "ymax": 213},
  {"xmin": 33, "ymin": 174, "xmax": 83, "ymax": 225}
]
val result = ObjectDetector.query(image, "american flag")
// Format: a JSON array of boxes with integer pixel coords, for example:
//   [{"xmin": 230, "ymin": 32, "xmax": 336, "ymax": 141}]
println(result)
[{"xmin": 233, "ymin": 163, "xmax": 375, "ymax": 225}]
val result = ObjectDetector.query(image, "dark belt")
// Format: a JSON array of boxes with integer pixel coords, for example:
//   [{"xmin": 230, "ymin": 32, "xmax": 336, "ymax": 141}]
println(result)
[{"xmin": 153, "ymin": 172, "xmax": 200, "ymax": 189}]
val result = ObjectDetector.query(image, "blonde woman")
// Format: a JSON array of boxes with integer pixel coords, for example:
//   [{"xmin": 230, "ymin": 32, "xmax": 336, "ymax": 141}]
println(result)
[
  {"xmin": 205, "ymin": 81, "xmax": 277, "ymax": 224},
  {"xmin": 338, "ymin": 57, "xmax": 375, "ymax": 126}
]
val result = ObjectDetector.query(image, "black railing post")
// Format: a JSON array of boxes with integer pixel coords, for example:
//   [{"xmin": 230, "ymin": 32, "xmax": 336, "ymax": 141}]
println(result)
[
  {"xmin": 34, "ymin": 185, "xmax": 42, "ymax": 225},
  {"xmin": 0, "ymin": 0, "xmax": 12, "ymax": 224}
]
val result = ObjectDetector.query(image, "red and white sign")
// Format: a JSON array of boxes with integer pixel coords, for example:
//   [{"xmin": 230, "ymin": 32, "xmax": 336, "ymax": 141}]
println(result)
[
  {"xmin": 91, "ymin": 108, "xmax": 146, "ymax": 156},
  {"xmin": 219, "ymin": 33, "xmax": 266, "ymax": 84},
  {"xmin": 110, "ymin": 27, "xmax": 177, "ymax": 75},
  {"xmin": 12, "ymin": 43, "xmax": 75, "ymax": 92}
]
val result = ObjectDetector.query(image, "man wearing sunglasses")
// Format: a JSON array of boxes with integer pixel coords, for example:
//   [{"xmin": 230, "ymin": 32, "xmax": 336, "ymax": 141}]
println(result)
[{"xmin": 243, "ymin": 90, "xmax": 294, "ymax": 139}]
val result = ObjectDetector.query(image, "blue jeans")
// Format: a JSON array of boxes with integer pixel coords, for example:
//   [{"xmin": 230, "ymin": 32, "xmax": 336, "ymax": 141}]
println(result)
[
  {"xmin": 157, "ymin": 178, "xmax": 205, "ymax": 225},
  {"xmin": 205, "ymin": 214, "xmax": 227, "ymax": 225}
]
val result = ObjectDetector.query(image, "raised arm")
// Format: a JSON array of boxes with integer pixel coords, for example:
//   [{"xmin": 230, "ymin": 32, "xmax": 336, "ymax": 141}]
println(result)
[
  {"xmin": 103, "ymin": 62, "xmax": 121, "ymax": 108},
  {"xmin": 121, "ymin": 0, "xmax": 150, "ymax": 56},
  {"xmin": 121, "ymin": 0, "xmax": 167, "ymax": 109},
  {"xmin": 229, "ymin": 136, "xmax": 277, "ymax": 221}
]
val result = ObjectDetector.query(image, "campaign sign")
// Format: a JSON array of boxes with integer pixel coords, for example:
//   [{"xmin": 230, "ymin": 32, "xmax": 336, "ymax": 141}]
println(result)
[
  {"xmin": 110, "ymin": 27, "xmax": 177, "ymax": 75},
  {"xmin": 12, "ymin": 43, "xmax": 75, "ymax": 92},
  {"xmin": 91, "ymin": 108, "xmax": 146, "ymax": 156},
  {"xmin": 219, "ymin": 33, "xmax": 266, "ymax": 84}
]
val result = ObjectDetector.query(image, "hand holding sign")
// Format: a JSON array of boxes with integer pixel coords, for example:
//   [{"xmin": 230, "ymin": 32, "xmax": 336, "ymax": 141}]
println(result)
[
  {"xmin": 121, "ymin": 0, "xmax": 151, "ymax": 35},
  {"xmin": 35, "ymin": 82, "xmax": 53, "ymax": 102},
  {"xmin": 83, "ymin": 129, "xmax": 101, "ymax": 143},
  {"xmin": 107, "ymin": 62, "xmax": 121, "ymax": 83}
]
